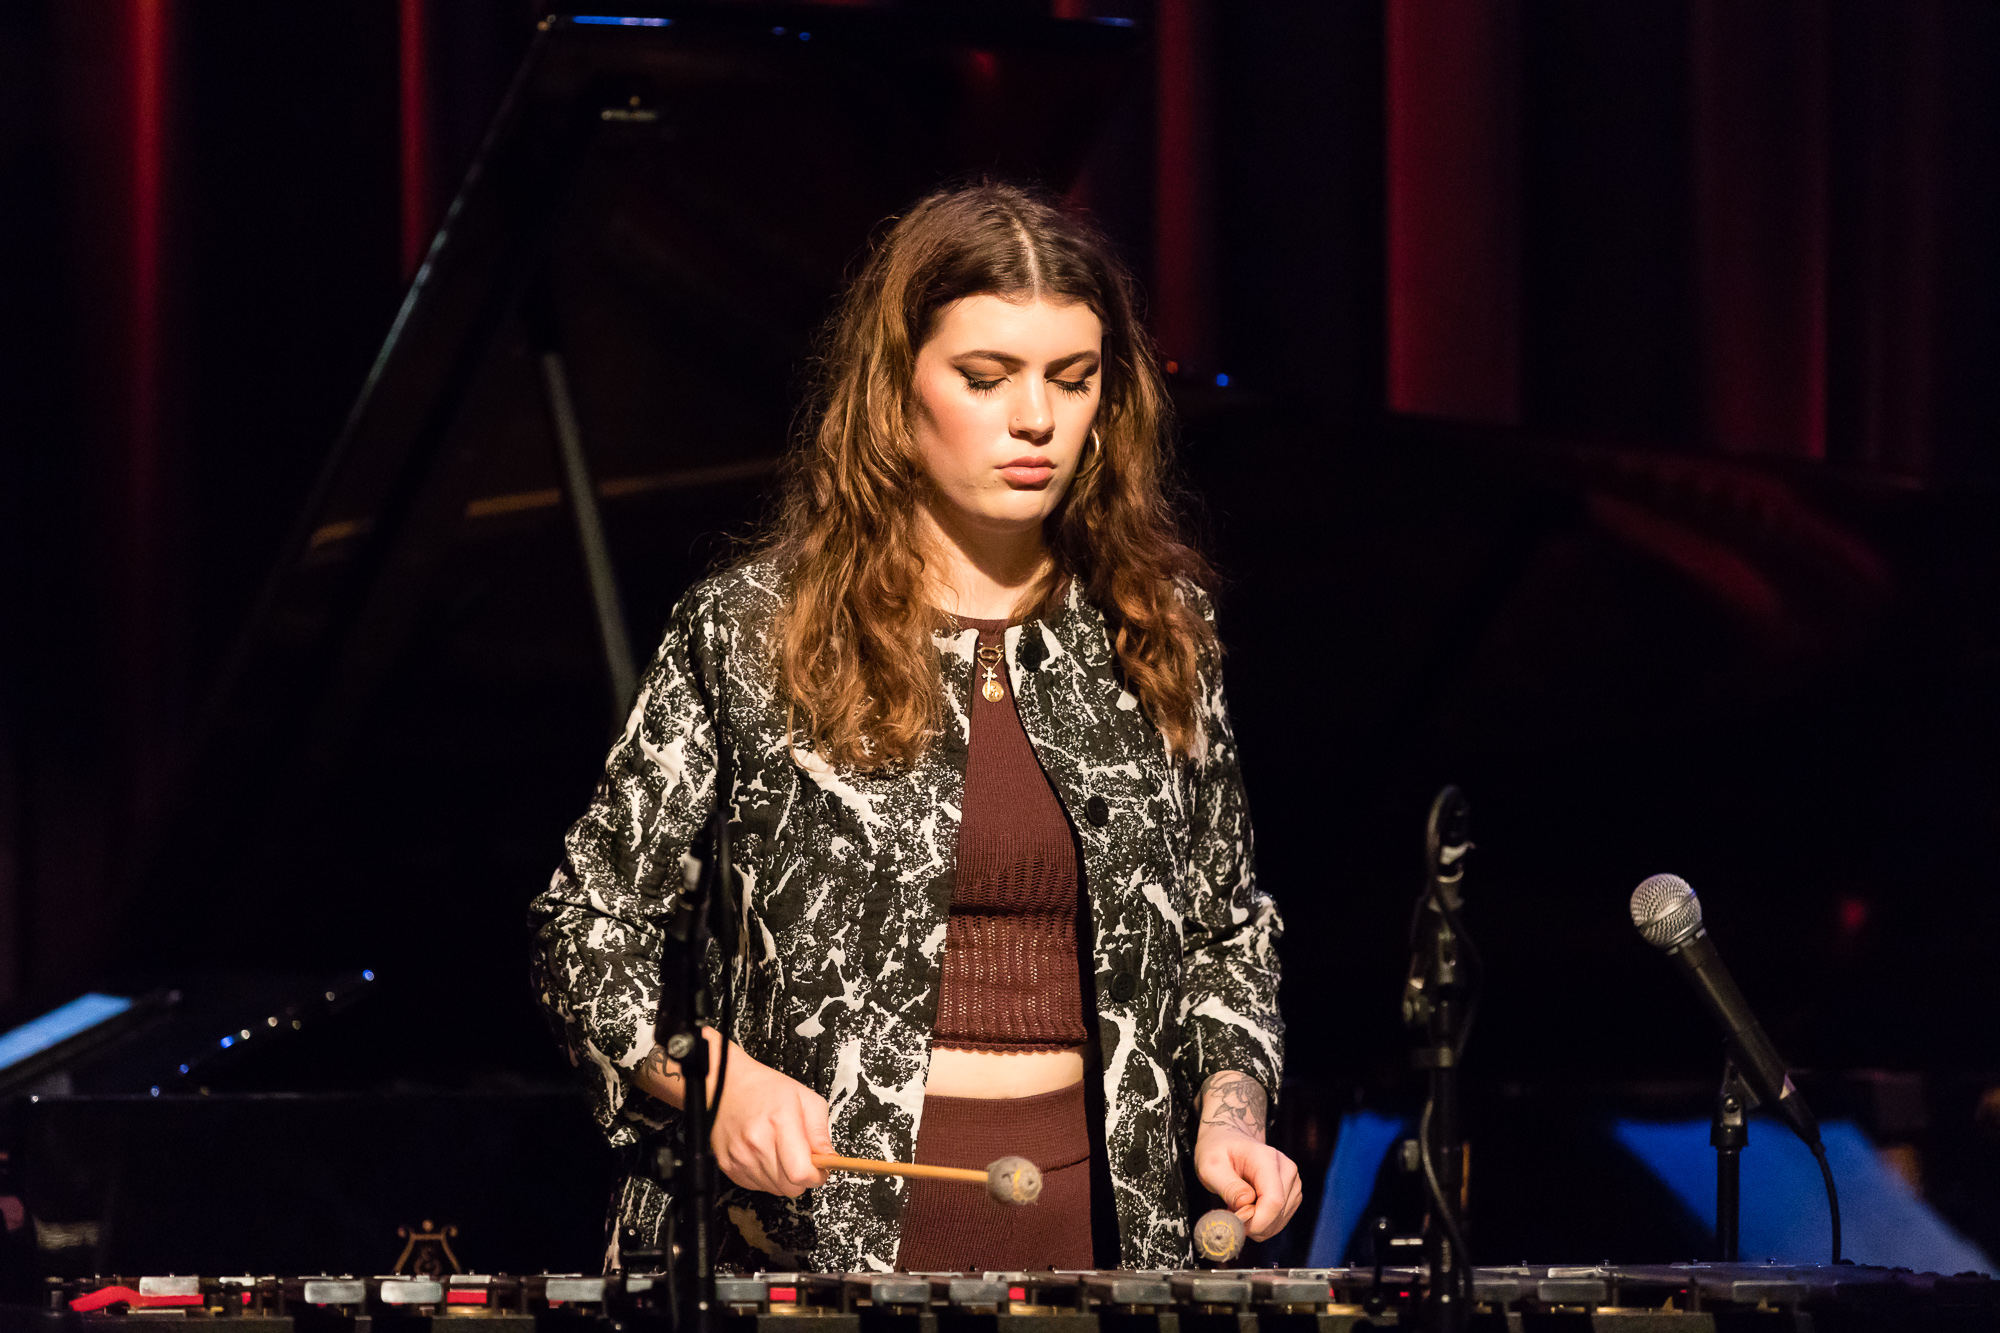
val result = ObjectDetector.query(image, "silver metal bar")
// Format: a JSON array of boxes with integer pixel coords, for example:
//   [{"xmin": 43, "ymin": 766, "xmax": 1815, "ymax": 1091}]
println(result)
[{"xmin": 540, "ymin": 350, "xmax": 638, "ymax": 721}]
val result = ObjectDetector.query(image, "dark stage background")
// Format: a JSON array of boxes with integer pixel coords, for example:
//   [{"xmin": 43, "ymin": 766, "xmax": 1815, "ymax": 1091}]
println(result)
[{"xmin": 3, "ymin": 0, "xmax": 2000, "ymax": 1275}]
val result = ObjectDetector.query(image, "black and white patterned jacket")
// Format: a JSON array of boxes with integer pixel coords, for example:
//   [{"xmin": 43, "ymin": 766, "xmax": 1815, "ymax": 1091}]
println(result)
[{"xmin": 528, "ymin": 557, "xmax": 1283, "ymax": 1273}]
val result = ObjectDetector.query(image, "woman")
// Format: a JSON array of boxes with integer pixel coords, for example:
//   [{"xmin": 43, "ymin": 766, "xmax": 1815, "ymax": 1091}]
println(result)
[{"xmin": 531, "ymin": 182, "xmax": 1298, "ymax": 1274}]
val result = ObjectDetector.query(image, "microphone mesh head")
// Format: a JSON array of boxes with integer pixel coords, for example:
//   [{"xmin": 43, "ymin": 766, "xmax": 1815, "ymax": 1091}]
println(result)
[{"xmin": 1630, "ymin": 873, "xmax": 1703, "ymax": 949}]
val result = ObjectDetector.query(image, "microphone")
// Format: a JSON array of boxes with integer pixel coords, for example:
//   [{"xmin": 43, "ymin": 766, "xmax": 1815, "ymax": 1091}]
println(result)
[{"xmin": 1629, "ymin": 873, "xmax": 1821, "ymax": 1147}]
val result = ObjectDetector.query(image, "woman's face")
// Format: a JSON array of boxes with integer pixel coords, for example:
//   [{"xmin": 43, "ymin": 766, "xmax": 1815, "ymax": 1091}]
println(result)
[{"xmin": 910, "ymin": 293, "xmax": 1103, "ymax": 543}]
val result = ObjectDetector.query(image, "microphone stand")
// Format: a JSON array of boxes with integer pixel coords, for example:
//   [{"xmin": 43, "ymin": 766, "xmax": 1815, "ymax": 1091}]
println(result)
[
  {"xmin": 650, "ymin": 745, "xmax": 733, "ymax": 1333},
  {"xmin": 1711, "ymin": 1058, "xmax": 1750, "ymax": 1263},
  {"xmin": 1403, "ymin": 787, "xmax": 1478, "ymax": 1333}
]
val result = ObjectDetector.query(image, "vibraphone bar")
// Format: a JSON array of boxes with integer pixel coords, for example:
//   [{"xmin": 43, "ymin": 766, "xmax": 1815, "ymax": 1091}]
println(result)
[{"xmin": 9, "ymin": 1264, "xmax": 1997, "ymax": 1333}]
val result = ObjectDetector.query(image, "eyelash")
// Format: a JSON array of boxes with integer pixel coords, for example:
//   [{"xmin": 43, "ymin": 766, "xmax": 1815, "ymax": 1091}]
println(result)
[{"xmin": 964, "ymin": 376, "xmax": 1095, "ymax": 396}]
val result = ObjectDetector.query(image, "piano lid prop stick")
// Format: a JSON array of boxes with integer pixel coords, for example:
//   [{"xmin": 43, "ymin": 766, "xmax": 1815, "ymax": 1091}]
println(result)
[{"xmin": 811, "ymin": 1153, "xmax": 1042, "ymax": 1205}]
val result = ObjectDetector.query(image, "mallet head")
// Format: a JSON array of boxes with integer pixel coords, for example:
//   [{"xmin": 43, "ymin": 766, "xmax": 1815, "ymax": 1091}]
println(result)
[
  {"xmin": 985, "ymin": 1155, "xmax": 1042, "ymax": 1205},
  {"xmin": 1193, "ymin": 1208, "xmax": 1248, "ymax": 1265}
]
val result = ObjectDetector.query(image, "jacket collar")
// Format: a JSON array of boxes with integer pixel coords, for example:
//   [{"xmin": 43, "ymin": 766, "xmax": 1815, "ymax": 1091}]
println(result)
[{"xmin": 1031, "ymin": 571, "xmax": 1109, "ymax": 668}]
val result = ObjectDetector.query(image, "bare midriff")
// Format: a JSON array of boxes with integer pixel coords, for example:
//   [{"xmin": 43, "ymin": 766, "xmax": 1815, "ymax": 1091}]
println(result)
[{"xmin": 926, "ymin": 1045, "xmax": 1084, "ymax": 1097}]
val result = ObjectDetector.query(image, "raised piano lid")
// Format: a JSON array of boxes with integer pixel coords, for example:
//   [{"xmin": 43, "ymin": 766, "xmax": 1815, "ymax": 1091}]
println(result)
[{"xmin": 133, "ymin": 5, "xmax": 1140, "ymax": 974}]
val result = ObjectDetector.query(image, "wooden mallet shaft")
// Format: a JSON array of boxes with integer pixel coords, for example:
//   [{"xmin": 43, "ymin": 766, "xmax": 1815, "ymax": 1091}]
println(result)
[
  {"xmin": 811, "ymin": 1153, "xmax": 1043, "ymax": 1204},
  {"xmin": 811, "ymin": 1154, "xmax": 986, "ymax": 1186}
]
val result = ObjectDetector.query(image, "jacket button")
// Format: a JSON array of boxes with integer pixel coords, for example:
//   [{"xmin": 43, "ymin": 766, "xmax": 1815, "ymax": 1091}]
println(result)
[
  {"xmin": 1108, "ymin": 971, "xmax": 1138, "ymax": 1003},
  {"xmin": 1085, "ymin": 795, "xmax": 1110, "ymax": 827},
  {"xmin": 1018, "ymin": 636, "xmax": 1047, "ymax": 670}
]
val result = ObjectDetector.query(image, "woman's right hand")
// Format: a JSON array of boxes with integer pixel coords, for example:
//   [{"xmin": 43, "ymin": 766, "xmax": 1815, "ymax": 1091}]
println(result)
[
  {"xmin": 707, "ymin": 1050, "xmax": 833, "ymax": 1198},
  {"xmin": 633, "ymin": 1029, "xmax": 831, "ymax": 1197}
]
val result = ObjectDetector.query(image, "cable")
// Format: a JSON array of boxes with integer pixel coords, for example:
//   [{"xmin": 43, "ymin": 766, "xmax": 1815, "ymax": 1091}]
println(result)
[
  {"xmin": 701, "ymin": 659, "xmax": 736, "ymax": 1130},
  {"xmin": 1415, "ymin": 1099, "xmax": 1474, "ymax": 1310},
  {"xmin": 709, "ymin": 799, "xmax": 733, "ymax": 1120},
  {"xmin": 1812, "ymin": 1141, "xmax": 1842, "ymax": 1264}
]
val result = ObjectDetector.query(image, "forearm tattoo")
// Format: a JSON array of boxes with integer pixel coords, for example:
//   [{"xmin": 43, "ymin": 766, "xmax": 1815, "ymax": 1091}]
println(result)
[
  {"xmin": 639, "ymin": 1044, "xmax": 686, "ymax": 1105},
  {"xmin": 1200, "ymin": 1071, "xmax": 1268, "ymax": 1140}
]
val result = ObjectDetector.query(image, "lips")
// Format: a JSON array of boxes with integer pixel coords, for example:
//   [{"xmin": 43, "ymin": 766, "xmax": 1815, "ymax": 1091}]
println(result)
[{"xmin": 999, "ymin": 455, "xmax": 1056, "ymax": 487}]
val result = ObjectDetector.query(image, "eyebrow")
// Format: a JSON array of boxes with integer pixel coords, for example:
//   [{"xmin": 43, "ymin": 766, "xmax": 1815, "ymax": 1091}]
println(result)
[{"xmin": 953, "ymin": 350, "xmax": 1101, "ymax": 374}]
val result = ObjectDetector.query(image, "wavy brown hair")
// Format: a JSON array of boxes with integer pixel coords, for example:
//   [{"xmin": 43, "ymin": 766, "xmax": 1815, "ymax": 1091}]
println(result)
[{"xmin": 762, "ymin": 181, "xmax": 1216, "ymax": 771}]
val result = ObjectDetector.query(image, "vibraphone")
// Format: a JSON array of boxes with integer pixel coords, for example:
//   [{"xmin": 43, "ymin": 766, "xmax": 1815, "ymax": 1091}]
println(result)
[{"xmin": 13, "ymin": 1265, "xmax": 1998, "ymax": 1333}]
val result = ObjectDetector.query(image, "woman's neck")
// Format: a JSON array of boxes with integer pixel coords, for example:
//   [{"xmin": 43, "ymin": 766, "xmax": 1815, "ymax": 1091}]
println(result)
[{"xmin": 919, "ymin": 502, "xmax": 1051, "ymax": 620}]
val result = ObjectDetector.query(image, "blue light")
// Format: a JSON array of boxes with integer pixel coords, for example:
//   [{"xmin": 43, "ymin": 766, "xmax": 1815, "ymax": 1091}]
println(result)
[
  {"xmin": 0, "ymin": 993, "xmax": 134, "ymax": 1072},
  {"xmin": 1616, "ymin": 1117, "xmax": 1995, "ymax": 1272},
  {"xmin": 771, "ymin": 26, "xmax": 786, "ymax": 36},
  {"xmin": 362, "ymin": 969, "xmax": 375, "ymax": 981},
  {"xmin": 150, "ymin": 1087, "xmax": 159, "ymax": 1097},
  {"xmin": 1093, "ymin": 16, "xmax": 1137, "ymax": 25},
  {"xmin": 1306, "ymin": 1110, "xmax": 1406, "ymax": 1264},
  {"xmin": 220, "ymin": 1035, "xmax": 234, "ymax": 1048},
  {"xmin": 572, "ymin": 15, "xmax": 671, "ymax": 27},
  {"xmin": 799, "ymin": 31, "xmax": 811, "ymax": 41},
  {"xmin": 178, "ymin": 1064, "xmax": 189, "ymax": 1074},
  {"xmin": 1214, "ymin": 373, "xmax": 1230, "ymax": 388}
]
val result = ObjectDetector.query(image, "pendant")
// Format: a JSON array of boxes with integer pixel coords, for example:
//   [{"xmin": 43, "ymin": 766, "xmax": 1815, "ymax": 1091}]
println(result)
[{"xmin": 982, "ymin": 675, "xmax": 1006, "ymax": 703}]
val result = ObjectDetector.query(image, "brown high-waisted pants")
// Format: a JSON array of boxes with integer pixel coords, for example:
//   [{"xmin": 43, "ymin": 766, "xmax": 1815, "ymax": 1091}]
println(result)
[{"xmin": 894, "ymin": 1081, "xmax": 1095, "ymax": 1272}]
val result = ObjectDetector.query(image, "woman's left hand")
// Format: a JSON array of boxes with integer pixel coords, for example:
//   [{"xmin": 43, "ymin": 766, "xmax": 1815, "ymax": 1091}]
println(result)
[{"xmin": 1192, "ymin": 1071, "xmax": 1304, "ymax": 1242}]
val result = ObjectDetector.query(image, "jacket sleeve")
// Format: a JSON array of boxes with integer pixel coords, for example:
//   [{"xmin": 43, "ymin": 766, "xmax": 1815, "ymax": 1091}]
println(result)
[
  {"xmin": 1172, "ymin": 593, "xmax": 1286, "ymax": 1115},
  {"xmin": 528, "ymin": 591, "xmax": 721, "ymax": 1145}
]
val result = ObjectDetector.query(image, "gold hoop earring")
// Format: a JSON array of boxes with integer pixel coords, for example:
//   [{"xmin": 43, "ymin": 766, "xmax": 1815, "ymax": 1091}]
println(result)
[{"xmin": 1079, "ymin": 427, "xmax": 1106, "ymax": 480}]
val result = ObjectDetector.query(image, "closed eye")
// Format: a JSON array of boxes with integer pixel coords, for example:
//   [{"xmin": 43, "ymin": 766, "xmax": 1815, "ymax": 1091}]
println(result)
[{"xmin": 960, "ymin": 372, "xmax": 1095, "ymax": 395}]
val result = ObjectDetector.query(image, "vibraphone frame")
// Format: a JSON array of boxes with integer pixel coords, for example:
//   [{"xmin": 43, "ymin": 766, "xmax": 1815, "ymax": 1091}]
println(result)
[{"xmin": 11, "ymin": 1264, "xmax": 1997, "ymax": 1333}]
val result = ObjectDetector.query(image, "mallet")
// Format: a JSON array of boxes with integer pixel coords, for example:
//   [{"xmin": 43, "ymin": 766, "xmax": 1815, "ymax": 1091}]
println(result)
[
  {"xmin": 811, "ymin": 1153, "xmax": 1042, "ymax": 1205},
  {"xmin": 1193, "ymin": 1208, "xmax": 1249, "ymax": 1265}
]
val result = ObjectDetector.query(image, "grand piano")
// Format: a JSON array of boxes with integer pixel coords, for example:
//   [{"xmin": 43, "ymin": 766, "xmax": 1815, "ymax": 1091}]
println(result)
[{"xmin": 5, "ymin": 6, "xmax": 1144, "ymax": 1282}]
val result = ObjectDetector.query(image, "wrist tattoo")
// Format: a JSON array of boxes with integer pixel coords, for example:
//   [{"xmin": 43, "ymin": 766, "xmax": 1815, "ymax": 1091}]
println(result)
[
  {"xmin": 640, "ymin": 1045, "xmax": 684, "ymax": 1086},
  {"xmin": 1200, "ymin": 1072, "xmax": 1267, "ymax": 1139}
]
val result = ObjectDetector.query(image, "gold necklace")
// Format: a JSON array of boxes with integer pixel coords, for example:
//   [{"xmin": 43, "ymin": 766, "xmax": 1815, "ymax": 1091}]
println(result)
[
  {"xmin": 976, "ymin": 641, "xmax": 1006, "ymax": 703},
  {"xmin": 942, "ymin": 610, "xmax": 1007, "ymax": 703}
]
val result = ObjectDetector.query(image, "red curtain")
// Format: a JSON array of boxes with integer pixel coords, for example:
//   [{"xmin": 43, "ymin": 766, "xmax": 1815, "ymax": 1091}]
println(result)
[
  {"xmin": 1385, "ymin": 0, "xmax": 1977, "ymax": 482},
  {"xmin": 1689, "ymin": 0, "xmax": 1829, "ymax": 460},
  {"xmin": 1385, "ymin": 0, "xmax": 1522, "ymax": 426},
  {"xmin": 1154, "ymin": 0, "xmax": 1216, "ymax": 377}
]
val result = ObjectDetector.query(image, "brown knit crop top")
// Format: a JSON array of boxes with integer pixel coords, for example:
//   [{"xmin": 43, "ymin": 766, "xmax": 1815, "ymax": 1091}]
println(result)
[{"xmin": 930, "ymin": 617, "xmax": 1089, "ymax": 1053}]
